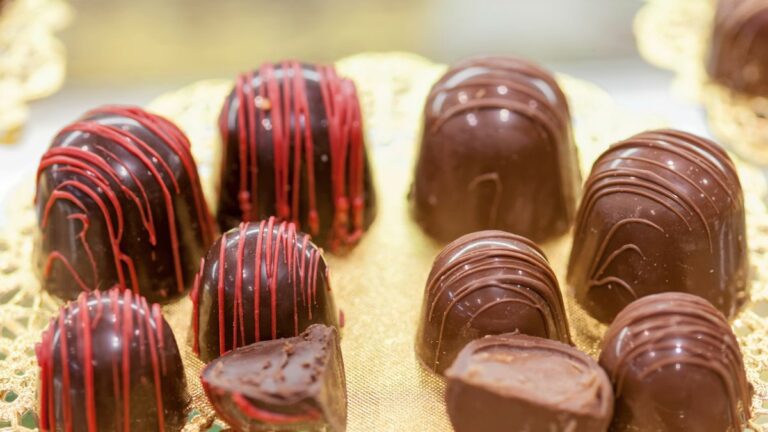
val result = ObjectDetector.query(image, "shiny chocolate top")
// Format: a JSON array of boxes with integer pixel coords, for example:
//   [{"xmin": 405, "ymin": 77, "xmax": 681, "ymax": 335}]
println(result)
[
  {"xmin": 599, "ymin": 292, "xmax": 752, "ymax": 431},
  {"xmin": 568, "ymin": 129, "xmax": 748, "ymax": 323},
  {"xmin": 410, "ymin": 56, "xmax": 581, "ymax": 243},
  {"xmin": 415, "ymin": 230, "xmax": 571, "ymax": 374}
]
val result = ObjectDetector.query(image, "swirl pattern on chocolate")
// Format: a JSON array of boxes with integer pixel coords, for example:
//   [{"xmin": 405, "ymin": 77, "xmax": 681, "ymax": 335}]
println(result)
[
  {"xmin": 35, "ymin": 106, "xmax": 215, "ymax": 303},
  {"xmin": 191, "ymin": 217, "xmax": 338, "ymax": 362},
  {"xmin": 410, "ymin": 56, "xmax": 581, "ymax": 243},
  {"xmin": 415, "ymin": 230, "xmax": 571, "ymax": 374},
  {"xmin": 599, "ymin": 292, "xmax": 752, "ymax": 431},
  {"xmin": 567, "ymin": 129, "xmax": 748, "ymax": 323},
  {"xmin": 217, "ymin": 61, "xmax": 376, "ymax": 252}
]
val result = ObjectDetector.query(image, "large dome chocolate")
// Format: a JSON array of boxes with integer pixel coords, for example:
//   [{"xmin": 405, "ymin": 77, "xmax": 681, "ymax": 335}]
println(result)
[
  {"xmin": 410, "ymin": 56, "xmax": 581, "ymax": 243},
  {"xmin": 35, "ymin": 105, "xmax": 215, "ymax": 303},
  {"xmin": 217, "ymin": 61, "xmax": 376, "ymax": 252},
  {"xmin": 568, "ymin": 129, "xmax": 748, "ymax": 323}
]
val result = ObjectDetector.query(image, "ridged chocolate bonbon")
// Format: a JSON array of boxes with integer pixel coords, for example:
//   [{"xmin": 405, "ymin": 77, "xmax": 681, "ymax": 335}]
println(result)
[
  {"xmin": 415, "ymin": 230, "xmax": 571, "ymax": 374},
  {"xmin": 568, "ymin": 129, "xmax": 748, "ymax": 323},
  {"xmin": 599, "ymin": 292, "xmax": 752, "ymax": 431},
  {"xmin": 410, "ymin": 56, "xmax": 581, "ymax": 243}
]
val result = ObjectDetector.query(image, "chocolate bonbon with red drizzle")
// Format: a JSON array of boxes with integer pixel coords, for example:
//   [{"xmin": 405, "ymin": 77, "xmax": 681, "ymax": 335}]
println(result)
[
  {"xmin": 201, "ymin": 324, "xmax": 347, "ymax": 432},
  {"xmin": 35, "ymin": 288, "xmax": 189, "ymax": 431},
  {"xmin": 217, "ymin": 61, "xmax": 376, "ymax": 252},
  {"xmin": 191, "ymin": 216, "xmax": 338, "ymax": 363},
  {"xmin": 35, "ymin": 105, "xmax": 215, "ymax": 303}
]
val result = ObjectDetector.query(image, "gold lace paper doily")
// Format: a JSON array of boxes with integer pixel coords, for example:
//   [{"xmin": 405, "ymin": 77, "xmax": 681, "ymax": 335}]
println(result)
[{"xmin": 1, "ymin": 52, "xmax": 766, "ymax": 431}]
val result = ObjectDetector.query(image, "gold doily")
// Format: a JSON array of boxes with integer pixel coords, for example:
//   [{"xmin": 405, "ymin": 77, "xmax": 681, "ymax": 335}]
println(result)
[{"xmin": 1, "ymin": 52, "xmax": 766, "ymax": 431}]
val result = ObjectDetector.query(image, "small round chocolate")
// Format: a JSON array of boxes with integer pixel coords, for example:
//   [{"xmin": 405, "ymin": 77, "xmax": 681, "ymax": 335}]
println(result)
[
  {"xmin": 35, "ymin": 105, "xmax": 215, "ymax": 303},
  {"xmin": 36, "ymin": 288, "xmax": 189, "ymax": 431},
  {"xmin": 410, "ymin": 56, "xmax": 581, "ymax": 244},
  {"xmin": 709, "ymin": 0, "xmax": 768, "ymax": 96},
  {"xmin": 599, "ymin": 292, "xmax": 752, "ymax": 431},
  {"xmin": 415, "ymin": 230, "xmax": 571, "ymax": 374},
  {"xmin": 191, "ymin": 217, "xmax": 339, "ymax": 362},
  {"xmin": 568, "ymin": 129, "xmax": 748, "ymax": 323},
  {"xmin": 217, "ymin": 60, "xmax": 376, "ymax": 252}
]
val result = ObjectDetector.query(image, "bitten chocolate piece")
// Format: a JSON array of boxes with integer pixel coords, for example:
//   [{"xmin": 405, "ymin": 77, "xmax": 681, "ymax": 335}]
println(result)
[
  {"xmin": 415, "ymin": 230, "xmax": 571, "ymax": 374},
  {"xmin": 410, "ymin": 56, "xmax": 581, "ymax": 243},
  {"xmin": 201, "ymin": 324, "xmax": 347, "ymax": 432},
  {"xmin": 709, "ymin": 0, "xmax": 768, "ymax": 96},
  {"xmin": 191, "ymin": 217, "xmax": 338, "ymax": 362},
  {"xmin": 600, "ymin": 292, "xmax": 752, "ymax": 431},
  {"xmin": 446, "ymin": 333, "xmax": 613, "ymax": 432},
  {"xmin": 35, "ymin": 105, "xmax": 215, "ymax": 303},
  {"xmin": 217, "ymin": 60, "xmax": 376, "ymax": 252},
  {"xmin": 36, "ymin": 288, "xmax": 189, "ymax": 431},
  {"xmin": 568, "ymin": 129, "xmax": 747, "ymax": 323}
]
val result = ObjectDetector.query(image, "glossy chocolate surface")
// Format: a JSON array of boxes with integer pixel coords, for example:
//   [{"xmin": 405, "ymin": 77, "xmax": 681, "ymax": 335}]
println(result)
[
  {"xmin": 201, "ymin": 324, "xmax": 347, "ymax": 432},
  {"xmin": 191, "ymin": 217, "xmax": 338, "ymax": 363},
  {"xmin": 415, "ymin": 230, "xmax": 571, "ymax": 374},
  {"xmin": 446, "ymin": 333, "xmax": 613, "ymax": 432},
  {"xmin": 599, "ymin": 292, "xmax": 752, "ymax": 431},
  {"xmin": 36, "ymin": 288, "xmax": 189, "ymax": 431},
  {"xmin": 568, "ymin": 129, "xmax": 748, "ymax": 323},
  {"xmin": 709, "ymin": 0, "xmax": 768, "ymax": 96},
  {"xmin": 410, "ymin": 56, "xmax": 581, "ymax": 244},
  {"xmin": 217, "ymin": 61, "xmax": 376, "ymax": 252},
  {"xmin": 35, "ymin": 105, "xmax": 215, "ymax": 303}
]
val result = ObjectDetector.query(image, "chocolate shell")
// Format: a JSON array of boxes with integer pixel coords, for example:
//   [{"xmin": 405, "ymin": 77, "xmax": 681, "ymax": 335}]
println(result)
[
  {"xmin": 445, "ymin": 333, "xmax": 613, "ymax": 432},
  {"xmin": 415, "ymin": 230, "xmax": 571, "ymax": 374},
  {"xmin": 191, "ymin": 217, "xmax": 338, "ymax": 362},
  {"xmin": 568, "ymin": 129, "xmax": 748, "ymax": 323},
  {"xmin": 410, "ymin": 56, "xmax": 581, "ymax": 243},
  {"xmin": 599, "ymin": 292, "xmax": 752, "ymax": 431},
  {"xmin": 35, "ymin": 105, "xmax": 215, "ymax": 303},
  {"xmin": 709, "ymin": 0, "xmax": 768, "ymax": 96},
  {"xmin": 201, "ymin": 324, "xmax": 347, "ymax": 432},
  {"xmin": 36, "ymin": 288, "xmax": 189, "ymax": 431},
  {"xmin": 217, "ymin": 60, "xmax": 376, "ymax": 252}
]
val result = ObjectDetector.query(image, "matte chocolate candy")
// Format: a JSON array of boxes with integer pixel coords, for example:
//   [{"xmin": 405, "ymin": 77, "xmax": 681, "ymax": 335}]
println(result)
[
  {"xmin": 599, "ymin": 292, "xmax": 752, "ymax": 431},
  {"xmin": 201, "ymin": 324, "xmax": 347, "ymax": 432},
  {"xmin": 36, "ymin": 288, "xmax": 189, "ymax": 431},
  {"xmin": 415, "ymin": 230, "xmax": 571, "ymax": 374},
  {"xmin": 35, "ymin": 105, "xmax": 215, "ymax": 303},
  {"xmin": 568, "ymin": 129, "xmax": 748, "ymax": 323},
  {"xmin": 446, "ymin": 333, "xmax": 613, "ymax": 432},
  {"xmin": 217, "ymin": 60, "xmax": 376, "ymax": 252},
  {"xmin": 410, "ymin": 56, "xmax": 581, "ymax": 244},
  {"xmin": 191, "ymin": 217, "xmax": 338, "ymax": 362}
]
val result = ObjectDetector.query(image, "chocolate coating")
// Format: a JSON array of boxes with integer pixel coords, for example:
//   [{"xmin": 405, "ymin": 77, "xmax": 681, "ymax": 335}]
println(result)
[
  {"xmin": 36, "ymin": 288, "xmax": 189, "ymax": 431},
  {"xmin": 415, "ymin": 230, "xmax": 571, "ymax": 374},
  {"xmin": 599, "ymin": 292, "xmax": 752, "ymax": 431},
  {"xmin": 201, "ymin": 324, "xmax": 347, "ymax": 432},
  {"xmin": 191, "ymin": 217, "xmax": 338, "ymax": 363},
  {"xmin": 35, "ymin": 105, "xmax": 215, "ymax": 303},
  {"xmin": 217, "ymin": 60, "xmax": 376, "ymax": 252},
  {"xmin": 568, "ymin": 129, "xmax": 748, "ymax": 323},
  {"xmin": 410, "ymin": 56, "xmax": 581, "ymax": 243},
  {"xmin": 446, "ymin": 333, "xmax": 613, "ymax": 432},
  {"xmin": 709, "ymin": 0, "xmax": 768, "ymax": 96}
]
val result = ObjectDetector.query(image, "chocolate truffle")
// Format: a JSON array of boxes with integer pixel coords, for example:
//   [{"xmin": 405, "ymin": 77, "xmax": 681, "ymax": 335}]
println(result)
[
  {"xmin": 568, "ymin": 129, "xmax": 747, "ymax": 323},
  {"xmin": 36, "ymin": 288, "xmax": 189, "ymax": 431},
  {"xmin": 709, "ymin": 0, "xmax": 768, "ymax": 96},
  {"xmin": 201, "ymin": 324, "xmax": 346, "ymax": 432},
  {"xmin": 445, "ymin": 333, "xmax": 613, "ymax": 432},
  {"xmin": 191, "ymin": 217, "xmax": 338, "ymax": 362},
  {"xmin": 217, "ymin": 60, "xmax": 376, "ymax": 252},
  {"xmin": 410, "ymin": 56, "xmax": 581, "ymax": 243},
  {"xmin": 35, "ymin": 105, "xmax": 215, "ymax": 303},
  {"xmin": 599, "ymin": 292, "xmax": 752, "ymax": 431},
  {"xmin": 415, "ymin": 230, "xmax": 571, "ymax": 374}
]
